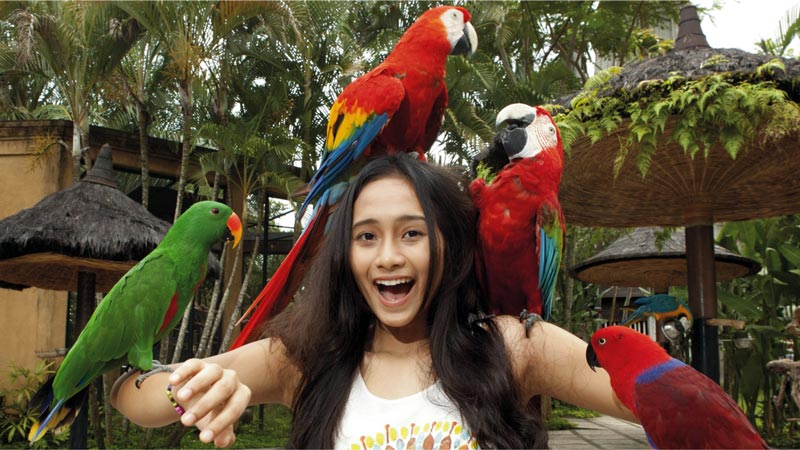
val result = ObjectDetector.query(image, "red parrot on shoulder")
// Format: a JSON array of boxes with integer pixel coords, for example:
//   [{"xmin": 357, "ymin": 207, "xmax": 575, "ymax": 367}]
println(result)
[
  {"xmin": 232, "ymin": 6, "xmax": 477, "ymax": 348},
  {"xmin": 587, "ymin": 326, "xmax": 768, "ymax": 449},
  {"xmin": 470, "ymin": 104, "xmax": 565, "ymax": 333}
]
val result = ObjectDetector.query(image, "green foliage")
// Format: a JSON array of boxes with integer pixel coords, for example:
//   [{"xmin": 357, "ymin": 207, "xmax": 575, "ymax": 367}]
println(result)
[
  {"xmin": 547, "ymin": 400, "xmax": 601, "ymax": 431},
  {"xmin": 473, "ymin": 161, "xmax": 497, "ymax": 184},
  {"xmin": 714, "ymin": 215, "xmax": 800, "ymax": 442},
  {"xmin": 555, "ymin": 60, "xmax": 800, "ymax": 178},
  {"xmin": 550, "ymin": 400, "xmax": 601, "ymax": 419},
  {"xmin": 0, "ymin": 360, "xmax": 66, "ymax": 448}
]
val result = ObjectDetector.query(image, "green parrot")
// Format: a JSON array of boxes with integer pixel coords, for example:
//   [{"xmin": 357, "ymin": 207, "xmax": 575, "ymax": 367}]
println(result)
[{"xmin": 28, "ymin": 200, "xmax": 242, "ymax": 443}]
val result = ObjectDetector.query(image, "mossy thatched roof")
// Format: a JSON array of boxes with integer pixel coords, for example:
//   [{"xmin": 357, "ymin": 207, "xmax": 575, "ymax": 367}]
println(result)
[{"xmin": 553, "ymin": 4, "xmax": 800, "ymax": 227}]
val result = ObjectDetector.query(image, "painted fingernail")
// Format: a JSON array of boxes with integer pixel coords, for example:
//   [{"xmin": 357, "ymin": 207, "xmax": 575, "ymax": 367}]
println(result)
[{"xmin": 200, "ymin": 430, "xmax": 214, "ymax": 442}]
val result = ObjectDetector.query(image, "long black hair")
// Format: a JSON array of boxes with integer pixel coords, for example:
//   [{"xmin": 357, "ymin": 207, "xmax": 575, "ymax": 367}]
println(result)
[{"xmin": 270, "ymin": 153, "xmax": 546, "ymax": 448}]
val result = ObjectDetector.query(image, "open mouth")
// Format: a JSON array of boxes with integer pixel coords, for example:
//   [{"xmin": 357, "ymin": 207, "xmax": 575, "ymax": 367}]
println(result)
[{"xmin": 375, "ymin": 278, "xmax": 415, "ymax": 303}]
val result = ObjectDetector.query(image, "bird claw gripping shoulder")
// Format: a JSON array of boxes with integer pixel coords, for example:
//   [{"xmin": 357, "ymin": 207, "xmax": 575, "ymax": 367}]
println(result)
[{"xmin": 519, "ymin": 309, "xmax": 543, "ymax": 338}]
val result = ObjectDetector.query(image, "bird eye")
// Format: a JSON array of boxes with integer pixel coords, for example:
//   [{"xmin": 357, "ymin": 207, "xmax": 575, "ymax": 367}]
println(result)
[
  {"xmin": 211, "ymin": 208, "xmax": 220, "ymax": 215},
  {"xmin": 598, "ymin": 338, "xmax": 606, "ymax": 345}
]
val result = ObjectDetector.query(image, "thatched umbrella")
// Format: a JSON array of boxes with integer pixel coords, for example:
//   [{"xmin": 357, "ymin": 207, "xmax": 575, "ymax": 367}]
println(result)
[
  {"xmin": 0, "ymin": 145, "xmax": 170, "ymax": 293},
  {"xmin": 571, "ymin": 227, "xmax": 760, "ymax": 293},
  {"xmin": 555, "ymin": 4, "xmax": 800, "ymax": 381}
]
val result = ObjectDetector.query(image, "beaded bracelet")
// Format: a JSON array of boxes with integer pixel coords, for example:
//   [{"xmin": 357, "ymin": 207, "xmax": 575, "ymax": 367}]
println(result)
[{"xmin": 165, "ymin": 384, "xmax": 186, "ymax": 416}]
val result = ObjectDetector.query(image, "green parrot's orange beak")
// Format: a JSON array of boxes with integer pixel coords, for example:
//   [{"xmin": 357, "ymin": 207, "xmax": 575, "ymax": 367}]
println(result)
[{"xmin": 226, "ymin": 212, "xmax": 242, "ymax": 248}]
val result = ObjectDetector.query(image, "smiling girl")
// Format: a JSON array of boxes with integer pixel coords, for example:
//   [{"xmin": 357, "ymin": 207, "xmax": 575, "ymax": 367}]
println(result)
[{"xmin": 111, "ymin": 154, "xmax": 634, "ymax": 448}]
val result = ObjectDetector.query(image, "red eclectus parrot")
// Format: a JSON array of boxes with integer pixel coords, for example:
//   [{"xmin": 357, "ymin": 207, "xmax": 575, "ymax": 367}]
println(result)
[
  {"xmin": 586, "ymin": 326, "xmax": 769, "ymax": 449},
  {"xmin": 470, "ymin": 104, "xmax": 565, "ymax": 334},
  {"xmin": 28, "ymin": 201, "xmax": 242, "ymax": 443},
  {"xmin": 231, "ymin": 6, "xmax": 478, "ymax": 349}
]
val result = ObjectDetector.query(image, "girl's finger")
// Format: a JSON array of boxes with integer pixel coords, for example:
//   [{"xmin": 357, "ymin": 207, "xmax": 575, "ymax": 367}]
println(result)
[
  {"xmin": 199, "ymin": 384, "xmax": 251, "ymax": 436},
  {"xmin": 181, "ymin": 370, "xmax": 239, "ymax": 425},
  {"xmin": 168, "ymin": 358, "xmax": 205, "ymax": 385},
  {"xmin": 214, "ymin": 425, "xmax": 237, "ymax": 448},
  {"xmin": 175, "ymin": 363, "xmax": 225, "ymax": 403}
]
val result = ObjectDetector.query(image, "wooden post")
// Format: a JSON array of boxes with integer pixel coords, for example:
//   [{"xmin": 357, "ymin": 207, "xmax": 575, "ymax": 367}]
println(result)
[
  {"xmin": 69, "ymin": 270, "xmax": 95, "ymax": 449},
  {"xmin": 685, "ymin": 224, "xmax": 720, "ymax": 383}
]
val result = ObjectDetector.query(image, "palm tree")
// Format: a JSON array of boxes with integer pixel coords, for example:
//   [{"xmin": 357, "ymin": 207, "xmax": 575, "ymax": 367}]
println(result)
[
  {"xmin": 117, "ymin": 1, "xmax": 293, "ymax": 221},
  {"xmin": 757, "ymin": 3, "xmax": 800, "ymax": 56},
  {"xmin": 112, "ymin": 34, "xmax": 171, "ymax": 210},
  {"xmin": 6, "ymin": 1, "xmax": 140, "ymax": 182}
]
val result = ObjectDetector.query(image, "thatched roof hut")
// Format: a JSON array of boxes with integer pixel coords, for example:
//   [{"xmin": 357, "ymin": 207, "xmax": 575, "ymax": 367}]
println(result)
[
  {"xmin": 571, "ymin": 227, "xmax": 760, "ymax": 292},
  {"xmin": 0, "ymin": 144, "xmax": 194, "ymax": 292}
]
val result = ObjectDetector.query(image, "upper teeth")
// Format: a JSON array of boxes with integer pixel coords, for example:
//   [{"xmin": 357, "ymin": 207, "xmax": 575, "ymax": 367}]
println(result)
[{"xmin": 376, "ymin": 278, "xmax": 412, "ymax": 286}]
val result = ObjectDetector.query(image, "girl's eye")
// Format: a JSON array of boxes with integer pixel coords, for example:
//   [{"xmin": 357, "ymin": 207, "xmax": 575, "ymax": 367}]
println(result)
[
  {"xmin": 356, "ymin": 232, "xmax": 376, "ymax": 241},
  {"xmin": 403, "ymin": 230, "xmax": 424, "ymax": 239}
]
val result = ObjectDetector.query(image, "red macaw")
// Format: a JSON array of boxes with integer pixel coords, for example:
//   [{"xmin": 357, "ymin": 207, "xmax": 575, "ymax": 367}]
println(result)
[
  {"xmin": 470, "ymin": 104, "xmax": 564, "ymax": 333},
  {"xmin": 587, "ymin": 326, "xmax": 768, "ymax": 449},
  {"xmin": 232, "ymin": 6, "xmax": 478, "ymax": 349}
]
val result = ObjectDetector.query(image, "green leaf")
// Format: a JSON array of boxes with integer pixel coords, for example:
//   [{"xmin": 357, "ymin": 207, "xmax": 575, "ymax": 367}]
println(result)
[
  {"xmin": 772, "ymin": 270, "xmax": 800, "ymax": 287},
  {"xmin": 717, "ymin": 289, "xmax": 762, "ymax": 319},
  {"xmin": 778, "ymin": 243, "xmax": 800, "ymax": 268},
  {"xmin": 765, "ymin": 247, "xmax": 783, "ymax": 272}
]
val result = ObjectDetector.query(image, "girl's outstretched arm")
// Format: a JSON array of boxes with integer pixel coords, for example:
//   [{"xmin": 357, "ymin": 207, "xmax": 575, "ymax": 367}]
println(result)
[
  {"xmin": 498, "ymin": 316, "xmax": 637, "ymax": 422},
  {"xmin": 110, "ymin": 338, "xmax": 299, "ymax": 447}
]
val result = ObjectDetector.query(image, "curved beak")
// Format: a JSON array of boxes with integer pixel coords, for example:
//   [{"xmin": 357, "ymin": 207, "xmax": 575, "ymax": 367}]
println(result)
[
  {"xmin": 497, "ymin": 126, "xmax": 528, "ymax": 159},
  {"xmin": 495, "ymin": 103, "xmax": 538, "ymax": 159},
  {"xmin": 586, "ymin": 344, "xmax": 600, "ymax": 372},
  {"xmin": 226, "ymin": 212, "xmax": 242, "ymax": 248},
  {"xmin": 452, "ymin": 22, "xmax": 477, "ymax": 56}
]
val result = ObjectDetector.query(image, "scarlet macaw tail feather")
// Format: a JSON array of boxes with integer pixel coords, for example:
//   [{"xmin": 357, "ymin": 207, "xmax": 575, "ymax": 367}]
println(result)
[{"xmin": 230, "ymin": 206, "xmax": 326, "ymax": 350}]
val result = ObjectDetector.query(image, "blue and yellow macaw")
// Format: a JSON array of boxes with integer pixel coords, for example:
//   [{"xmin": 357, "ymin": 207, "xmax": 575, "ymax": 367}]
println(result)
[{"xmin": 621, "ymin": 294, "xmax": 693, "ymax": 326}]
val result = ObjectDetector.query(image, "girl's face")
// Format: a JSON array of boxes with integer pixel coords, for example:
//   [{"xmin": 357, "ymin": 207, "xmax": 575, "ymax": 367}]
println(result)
[{"xmin": 349, "ymin": 175, "xmax": 434, "ymax": 337}]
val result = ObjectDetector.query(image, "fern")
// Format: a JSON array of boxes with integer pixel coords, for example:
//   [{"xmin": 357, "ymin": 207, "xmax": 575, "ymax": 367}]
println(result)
[{"xmin": 555, "ymin": 58, "xmax": 800, "ymax": 181}]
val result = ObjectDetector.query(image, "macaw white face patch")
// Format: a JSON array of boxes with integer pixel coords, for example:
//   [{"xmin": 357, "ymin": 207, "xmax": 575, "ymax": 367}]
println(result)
[{"xmin": 439, "ymin": 8, "xmax": 477, "ymax": 55}]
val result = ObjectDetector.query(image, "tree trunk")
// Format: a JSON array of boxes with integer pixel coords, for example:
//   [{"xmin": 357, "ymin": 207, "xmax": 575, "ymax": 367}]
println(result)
[
  {"xmin": 197, "ymin": 247, "xmax": 227, "ymax": 358},
  {"xmin": 171, "ymin": 299, "xmax": 193, "ymax": 363},
  {"xmin": 221, "ymin": 190, "xmax": 265, "ymax": 350},
  {"xmin": 137, "ymin": 102, "xmax": 151, "ymax": 210},
  {"xmin": 102, "ymin": 368, "xmax": 114, "ymax": 445},
  {"xmin": 173, "ymin": 78, "xmax": 194, "ymax": 222},
  {"xmin": 72, "ymin": 122, "xmax": 83, "ymax": 183},
  {"xmin": 207, "ymin": 250, "xmax": 240, "ymax": 355},
  {"xmin": 162, "ymin": 78, "xmax": 194, "ymax": 363}
]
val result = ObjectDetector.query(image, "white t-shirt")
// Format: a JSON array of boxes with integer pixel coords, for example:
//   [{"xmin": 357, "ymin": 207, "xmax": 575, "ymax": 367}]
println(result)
[{"xmin": 335, "ymin": 373, "xmax": 478, "ymax": 450}]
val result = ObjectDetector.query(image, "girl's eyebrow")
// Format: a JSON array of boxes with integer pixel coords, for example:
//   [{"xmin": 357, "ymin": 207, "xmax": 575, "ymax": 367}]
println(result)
[{"xmin": 352, "ymin": 214, "xmax": 426, "ymax": 229}]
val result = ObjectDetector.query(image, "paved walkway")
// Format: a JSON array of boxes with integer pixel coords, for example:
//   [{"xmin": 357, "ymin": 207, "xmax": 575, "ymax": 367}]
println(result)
[{"xmin": 550, "ymin": 415, "xmax": 650, "ymax": 449}]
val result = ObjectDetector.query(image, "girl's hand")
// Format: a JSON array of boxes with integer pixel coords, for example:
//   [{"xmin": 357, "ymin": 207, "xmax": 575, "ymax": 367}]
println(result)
[{"xmin": 168, "ymin": 358, "xmax": 252, "ymax": 448}]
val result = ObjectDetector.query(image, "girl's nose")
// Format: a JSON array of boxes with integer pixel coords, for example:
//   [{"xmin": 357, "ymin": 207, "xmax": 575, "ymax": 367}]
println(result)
[{"xmin": 376, "ymin": 239, "xmax": 404, "ymax": 270}]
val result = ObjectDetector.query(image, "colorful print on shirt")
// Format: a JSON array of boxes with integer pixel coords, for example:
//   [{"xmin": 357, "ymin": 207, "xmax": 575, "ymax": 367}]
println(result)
[{"xmin": 348, "ymin": 420, "xmax": 478, "ymax": 450}]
